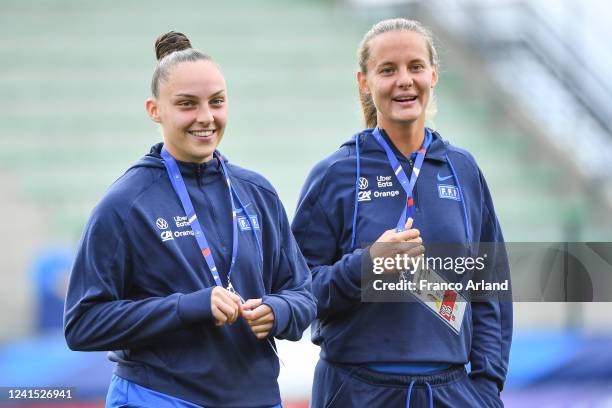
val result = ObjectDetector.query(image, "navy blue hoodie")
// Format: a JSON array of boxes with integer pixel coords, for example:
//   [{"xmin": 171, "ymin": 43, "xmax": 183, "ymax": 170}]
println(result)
[
  {"xmin": 64, "ymin": 143, "xmax": 316, "ymax": 408},
  {"xmin": 291, "ymin": 128, "xmax": 512, "ymax": 393}
]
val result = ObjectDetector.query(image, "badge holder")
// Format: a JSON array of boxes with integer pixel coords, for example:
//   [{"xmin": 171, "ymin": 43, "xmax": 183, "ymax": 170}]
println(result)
[{"xmin": 404, "ymin": 266, "xmax": 467, "ymax": 335}]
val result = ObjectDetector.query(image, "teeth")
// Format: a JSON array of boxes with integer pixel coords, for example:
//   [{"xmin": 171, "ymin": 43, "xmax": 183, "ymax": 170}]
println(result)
[
  {"xmin": 190, "ymin": 130, "xmax": 214, "ymax": 137},
  {"xmin": 396, "ymin": 96, "xmax": 417, "ymax": 102}
]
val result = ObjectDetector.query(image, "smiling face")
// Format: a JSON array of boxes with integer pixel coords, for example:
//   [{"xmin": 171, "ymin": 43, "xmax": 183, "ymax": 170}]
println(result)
[
  {"xmin": 146, "ymin": 60, "xmax": 227, "ymax": 163},
  {"xmin": 358, "ymin": 30, "xmax": 437, "ymax": 131}
]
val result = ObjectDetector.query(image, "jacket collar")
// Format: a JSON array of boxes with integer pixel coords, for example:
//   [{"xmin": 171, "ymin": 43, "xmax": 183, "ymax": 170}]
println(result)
[
  {"xmin": 130, "ymin": 142, "xmax": 226, "ymax": 179},
  {"xmin": 344, "ymin": 127, "xmax": 449, "ymax": 163}
]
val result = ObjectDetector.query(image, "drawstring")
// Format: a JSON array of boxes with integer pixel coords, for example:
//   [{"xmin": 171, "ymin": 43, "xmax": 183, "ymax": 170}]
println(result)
[
  {"xmin": 445, "ymin": 154, "xmax": 472, "ymax": 253},
  {"xmin": 426, "ymin": 382, "xmax": 433, "ymax": 408},
  {"xmin": 350, "ymin": 133, "xmax": 361, "ymax": 250},
  {"xmin": 405, "ymin": 381, "xmax": 433, "ymax": 408},
  {"xmin": 405, "ymin": 381, "xmax": 415, "ymax": 407}
]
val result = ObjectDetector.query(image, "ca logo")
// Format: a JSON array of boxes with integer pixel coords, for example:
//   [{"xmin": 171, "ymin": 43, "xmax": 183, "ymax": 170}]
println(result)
[
  {"xmin": 357, "ymin": 190, "xmax": 372, "ymax": 202},
  {"xmin": 160, "ymin": 231, "xmax": 174, "ymax": 242}
]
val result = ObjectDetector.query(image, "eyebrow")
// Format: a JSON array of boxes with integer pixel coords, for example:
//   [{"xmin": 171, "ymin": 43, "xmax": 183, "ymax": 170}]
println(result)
[
  {"xmin": 173, "ymin": 90, "xmax": 226, "ymax": 98},
  {"xmin": 209, "ymin": 90, "xmax": 225, "ymax": 98},
  {"xmin": 377, "ymin": 58, "xmax": 427, "ymax": 66}
]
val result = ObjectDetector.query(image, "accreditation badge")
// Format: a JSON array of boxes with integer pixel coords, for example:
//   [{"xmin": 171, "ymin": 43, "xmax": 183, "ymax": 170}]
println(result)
[{"xmin": 406, "ymin": 266, "xmax": 467, "ymax": 334}]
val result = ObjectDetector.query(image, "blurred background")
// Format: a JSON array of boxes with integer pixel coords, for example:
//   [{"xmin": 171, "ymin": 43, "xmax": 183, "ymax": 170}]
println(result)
[{"xmin": 1, "ymin": 0, "xmax": 612, "ymax": 406}]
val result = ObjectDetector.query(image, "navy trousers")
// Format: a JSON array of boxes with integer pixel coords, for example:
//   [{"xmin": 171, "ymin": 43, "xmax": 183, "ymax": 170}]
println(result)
[{"xmin": 311, "ymin": 359, "xmax": 503, "ymax": 408}]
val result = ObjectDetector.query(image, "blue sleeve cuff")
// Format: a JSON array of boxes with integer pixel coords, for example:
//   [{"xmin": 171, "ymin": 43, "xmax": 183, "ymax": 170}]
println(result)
[
  {"xmin": 177, "ymin": 287, "xmax": 214, "ymax": 325},
  {"xmin": 261, "ymin": 295, "xmax": 290, "ymax": 338}
]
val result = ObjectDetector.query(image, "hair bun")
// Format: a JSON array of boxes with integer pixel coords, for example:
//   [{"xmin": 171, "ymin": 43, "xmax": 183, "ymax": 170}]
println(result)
[{"xmin": 155, "ymin": 31, "xmax": 192, "ymax": 61}]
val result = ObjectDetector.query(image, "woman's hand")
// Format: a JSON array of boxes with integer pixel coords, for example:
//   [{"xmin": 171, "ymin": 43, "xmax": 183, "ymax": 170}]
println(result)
[
  {"xmin": 211, "ymin": 286, "xmax": 242, "ymax": 326},
  {"xmin": 241, "ymin": 298, "xmax": 275, "ymax": 339},
  {"xmin": 369, "ymin": 217, "xmax": 425, "ymax": 274}
]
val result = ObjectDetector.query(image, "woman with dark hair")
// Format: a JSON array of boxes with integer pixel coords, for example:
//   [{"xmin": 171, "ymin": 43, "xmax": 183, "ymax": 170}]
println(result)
[
  {"xmin": 64, "ymin": 31, "xmax": 316, "ymax": 408},
  {"xmin": 292, "ymin": 18, "xmax": 512, "ymax": 407}
]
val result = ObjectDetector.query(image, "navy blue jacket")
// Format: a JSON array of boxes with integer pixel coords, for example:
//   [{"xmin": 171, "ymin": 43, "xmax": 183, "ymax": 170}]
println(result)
[
  {"xmin": 291, "ymin": 128, "xmax": 512, "ymax": 393},
  {"xmin": 64, "ymin": 143, "xmax": 316, "ymax": 408}
]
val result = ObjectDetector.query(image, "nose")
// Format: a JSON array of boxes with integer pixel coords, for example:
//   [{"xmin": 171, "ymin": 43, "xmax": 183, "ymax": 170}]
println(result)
[
  {"xmin": 196, "ymin": 106, "xmax": 214, "ymax": 125},
  {"xmin": 397, "ymin": 67, "xmax": 413, "ymax": 89}
]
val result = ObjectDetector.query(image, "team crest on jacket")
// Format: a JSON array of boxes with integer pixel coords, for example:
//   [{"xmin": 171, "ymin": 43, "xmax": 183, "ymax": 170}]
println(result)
[
  {"xmin": 438, "ymin": 184, "xmax": 461, "ymax": 201},
  {"xmin": 236, "ymin": 204, "xmax": 260, "ymax": 231},
  {"xmin": 237, "ymin": 215, "xmax": 260, "ymax": 231}
]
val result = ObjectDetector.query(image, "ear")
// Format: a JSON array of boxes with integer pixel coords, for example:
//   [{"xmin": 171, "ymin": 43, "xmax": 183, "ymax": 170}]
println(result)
[
  {"xmin": 431, "ymin": 65, "xmax": 439, "ymax": 88},
  {"xmin": 146, "ymin": 98, "xmax": 161, "ymax": 123},
  {"xmin": 357, "ymin": 71, "xmax": 370, "ymax": 95}
]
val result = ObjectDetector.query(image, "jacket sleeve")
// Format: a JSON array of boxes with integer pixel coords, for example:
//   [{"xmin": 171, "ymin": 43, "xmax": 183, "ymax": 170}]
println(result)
[
  {"xmin": 262, "ymin": 197, "xmax": 316, "ymax": 341},
  {"xmin": 64, "ymin": 204, "xmax": 215, "ymax": 352},
  {"xmin": 469, "ymin": 171, "xmax": 513, "ymax": 394},
  {"xmin": 291, "ymin": 163, "xmax": 369, "ymax": 320}
]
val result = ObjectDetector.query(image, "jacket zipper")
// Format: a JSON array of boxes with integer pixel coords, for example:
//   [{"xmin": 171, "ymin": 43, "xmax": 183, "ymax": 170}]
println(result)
[{"xmin": 196, "ymin": 163, "xmax": 203, "ymax": 188}]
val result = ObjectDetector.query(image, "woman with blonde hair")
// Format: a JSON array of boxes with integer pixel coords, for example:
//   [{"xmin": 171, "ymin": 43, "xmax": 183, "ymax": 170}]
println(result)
[{"xmin": 292, "ymin": 18, "xmax": 512, "ymax": 407}]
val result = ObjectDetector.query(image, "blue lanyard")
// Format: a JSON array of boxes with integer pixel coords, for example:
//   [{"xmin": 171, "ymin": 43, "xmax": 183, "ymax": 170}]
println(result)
[
  {"xmin": 372, "ymin": 128, "xmax": 431, "ymax": 232},
  {"xmin": 161, "ymin": 148, "xmax": 283, "ymax": 363},
  {"xmin": 161, "ymin": 147, "xmax": 260, "ymax": 291}
]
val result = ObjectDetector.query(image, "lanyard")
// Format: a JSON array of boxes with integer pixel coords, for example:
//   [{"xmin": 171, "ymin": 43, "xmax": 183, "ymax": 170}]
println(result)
[
  {"xmin": 161, "ymin": 147, "xmax": 255, "ymax": 290},
  {"xmin": 372, "ymin": 128, "xmax": 431, "ymax": 232},
  {"xmin": 161, "ymin": 148, "xmax": 283, "ymax": 363}
]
